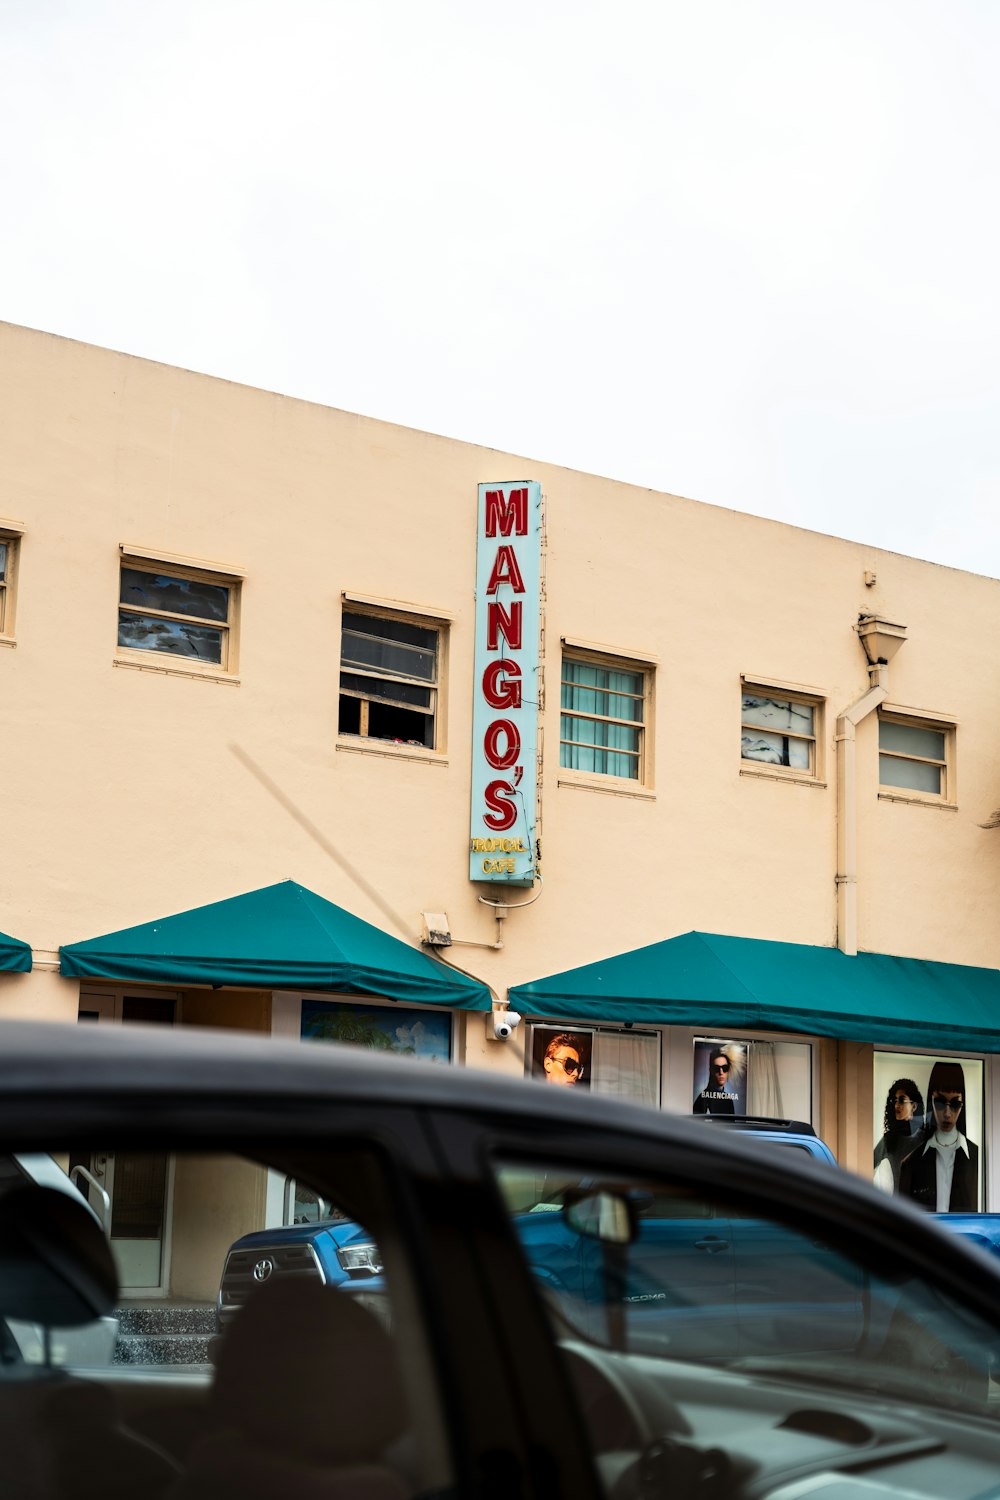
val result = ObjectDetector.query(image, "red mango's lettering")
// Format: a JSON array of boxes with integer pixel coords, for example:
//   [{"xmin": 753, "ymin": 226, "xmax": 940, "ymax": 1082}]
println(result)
[
  {"xmin": 483, "ymin": 780, "xmax": 518, "ymax": 830},
  {"xmin": 482, "ymin": 658, "xmax": 522, "ymax": 709},
  {"xmin": 486, "ymin": 545, "xmax": 525, "ymax": 596},
  {"xmin": 487, "ymin": 600, "xmax": 522, "ymax": 651},
  {"xmin": 484, "ymin": 719, "xmax": 521, "ymax": 769},
  {"xmin": 484, "ymin": 487, "xmax": 529, "ymax": 538}
]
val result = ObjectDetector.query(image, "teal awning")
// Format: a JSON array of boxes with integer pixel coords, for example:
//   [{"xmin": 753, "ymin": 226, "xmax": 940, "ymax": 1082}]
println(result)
[
  {"xmin": 60, "ymin": 880, "xmax": 491, "ymax": 1010},
  {"xmin": 0, "ymin": 930, "xmax": 31, "ymax": 974},
  {"xmin": 509, "ymin": 931, "xmax": 1000, "ymax": 1052}
]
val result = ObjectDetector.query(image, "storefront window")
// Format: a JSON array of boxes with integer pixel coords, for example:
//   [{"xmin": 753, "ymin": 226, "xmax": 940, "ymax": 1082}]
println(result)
[
  {"xmin": 528, "ymin": 1025, "xmax": 660, "ymax": 1106},
  {"xmin": 872, "ymin": 1051, "xmax": 983, "ymax": 1212},
  {"xmin": 692, "ymin": 1036, "xmax": 812, "ymax": 1121},
  {"xmin": 301, "ymin": 1000, "xmax": 453, "ymax": 1062}
]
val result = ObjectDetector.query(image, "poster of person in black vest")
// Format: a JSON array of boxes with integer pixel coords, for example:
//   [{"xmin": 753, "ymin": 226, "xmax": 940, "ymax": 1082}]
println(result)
[
  {"xmin": 692, "ymin": 1040, "xmax": 747, "ymax": 1116},
  {"xmin": 872, "ymin": 1052, "xmax": 981, "ymax": 1212}
]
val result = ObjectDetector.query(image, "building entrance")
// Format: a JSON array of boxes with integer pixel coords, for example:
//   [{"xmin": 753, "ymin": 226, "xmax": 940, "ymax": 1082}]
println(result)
[{"xmin": 75, "ymin": 990, "xmax": 177, "ymax": 1293}]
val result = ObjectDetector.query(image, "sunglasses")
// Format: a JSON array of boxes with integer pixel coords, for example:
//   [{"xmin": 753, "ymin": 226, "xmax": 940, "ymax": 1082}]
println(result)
[
  {"xmin": 556, "ymin": 1055, "xmax": 583, "ymax": 1078},
  {"xmin": 712, "ymin": 1062, "xmax": 730, "ymax": 1072},
  {"xmin": 932, "ymin": 1094, "xmax": 963, "ymax": 1110}
]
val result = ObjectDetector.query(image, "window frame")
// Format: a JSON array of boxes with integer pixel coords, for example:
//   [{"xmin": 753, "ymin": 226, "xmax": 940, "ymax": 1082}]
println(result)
[
  {"xmin": 558, "ymin": 642, "xmax": 655, "ymax": 791},
  {"xmin": 740, "ymin": 676, "xmax": 825, "ymax": 784},
  {"xmin": 0, "ymin": 521, "xmax": 23, "ymax": 645},
  {"xmin": 337, "ymin": 600, "xmax": 447, "ymax": 755},
  {"xmin": 115, "ymin": 549, "xmax": 242, "ymax": 679},
  {"xmin": 877, "ymin": 707, "xmax": 956, "ymax": 806},
  {"xmin": 525, "ymin": 1022, "xmax": 662, "ymax": 1106}
]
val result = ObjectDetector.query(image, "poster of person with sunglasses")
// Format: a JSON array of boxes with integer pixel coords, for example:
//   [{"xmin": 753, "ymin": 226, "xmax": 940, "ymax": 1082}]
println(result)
[
  {"xmin": 530, "ymin": 1027, "xmax": 593, "ymax": 1090},
  {"xmin": 872, "ymin": 1052, "xmax": 982, "ymax": 1211},
  {"xmin": 692, "ymin": 1039, "xmax": 748, "ymax": 1116}
]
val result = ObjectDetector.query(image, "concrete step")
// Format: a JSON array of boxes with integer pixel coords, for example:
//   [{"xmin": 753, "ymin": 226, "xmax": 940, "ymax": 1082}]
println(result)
[
  {"xmin": 112, "ymin": 1303, "xmax": 214, "ymax": 1367},
  {"xmin": 115, "ymin": 1303, "xmax": 215, "ymax": 1336},
  {"xmin": 113, "ymin": 1332, "xmax": 212, "ymax": 1366}
]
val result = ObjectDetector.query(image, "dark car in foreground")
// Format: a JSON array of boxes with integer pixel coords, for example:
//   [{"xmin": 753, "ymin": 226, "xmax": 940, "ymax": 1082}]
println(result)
[{"xmin": 4, "ymin": 1020, "xmax": 1000, "ymax": 1499}]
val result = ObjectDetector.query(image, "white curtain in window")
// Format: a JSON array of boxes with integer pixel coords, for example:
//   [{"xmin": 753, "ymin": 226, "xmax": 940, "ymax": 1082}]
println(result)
[
  {"xmin": 747, "ymin": 1040, "xmax": 784, "ymax": 1117},
  {"xmin": 592, "ymin": 1031, "xmax": 660, "ymax": 1107}
]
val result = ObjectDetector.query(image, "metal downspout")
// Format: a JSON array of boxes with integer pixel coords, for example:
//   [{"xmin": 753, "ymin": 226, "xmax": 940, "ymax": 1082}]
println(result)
[{"xmin": 835, "ymin": 664, "xmax": 888, "ymax": 956}]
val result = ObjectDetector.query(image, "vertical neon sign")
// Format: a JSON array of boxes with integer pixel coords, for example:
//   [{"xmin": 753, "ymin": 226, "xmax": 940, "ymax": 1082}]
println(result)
[{"xmin": 470, "ymin": 481, "xmax": 541, "ymax": 886}]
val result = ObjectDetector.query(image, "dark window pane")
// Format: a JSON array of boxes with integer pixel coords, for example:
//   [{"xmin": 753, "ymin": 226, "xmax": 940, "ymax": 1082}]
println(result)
[
  {"xmin": 118, "ymin": 612, "xmax": 224, "ymax": 663},
  {"xmin": 109, "ymin": 1153, "xmax": 168, "ymax": 1240},
  {"xmin": 341, "ymin": 630, "xmax": 436, "ymax": 683},
  {"xmin": 120, "ymin": 568, "xmax": 230, "ymax": 623},
  {"xmin": 0, "ymin": 541, "xmax": 7, "ymax": 580},
  {"xmin": 340, "ymin": 672, "xmax": 431, "ymax": 711},
  {"xmin": 367, "ymin": 700, "xmax": 434, "ymax": 746},
  {"xmin": 121, "ymin": 996, "xmax": 176, "ymax": 1024},
  {"xmin": 339, "ymin": 695, "xmax": 361, "ymax": 735},
  {"xmin": 342, "ymin": 611, "xmax": 436, "ymax": 653}
]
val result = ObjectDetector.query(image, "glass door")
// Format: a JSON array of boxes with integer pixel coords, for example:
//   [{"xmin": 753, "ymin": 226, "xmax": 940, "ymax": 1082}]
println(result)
[{"xmin": 75, "ymin": 991, "xmax": 177, "ymax": 1292}]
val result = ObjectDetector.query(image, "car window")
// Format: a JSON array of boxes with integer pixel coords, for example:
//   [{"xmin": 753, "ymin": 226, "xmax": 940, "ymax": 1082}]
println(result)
[
  {"xmin": 0, "ymin": 1145, "xmax": 450, "ymax": 1499},
  {"xmin": 495, "ymin": 1160, "xmax": 1000, "ymax": 1498}
]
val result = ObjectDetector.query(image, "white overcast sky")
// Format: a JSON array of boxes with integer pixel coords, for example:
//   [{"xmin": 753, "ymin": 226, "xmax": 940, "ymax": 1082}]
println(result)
[{"xmin": 2, "ymin": 1, "xmax": 998, "ymax": 575}]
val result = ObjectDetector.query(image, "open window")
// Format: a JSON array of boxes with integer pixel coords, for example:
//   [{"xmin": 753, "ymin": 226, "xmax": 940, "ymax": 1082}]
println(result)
[
  {"xmin": 0, "ymin": 523, "xmax": 22, "ymax": 642},
  {"xmin": 338, "ymin": 607, "xmax": 444, "ymax": 749}
]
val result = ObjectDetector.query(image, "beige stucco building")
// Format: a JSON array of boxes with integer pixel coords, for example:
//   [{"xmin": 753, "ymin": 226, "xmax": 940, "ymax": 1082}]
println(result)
[{"xmin": 3, "ymin": 321, "xmax": 1000, "ymax": 1301}]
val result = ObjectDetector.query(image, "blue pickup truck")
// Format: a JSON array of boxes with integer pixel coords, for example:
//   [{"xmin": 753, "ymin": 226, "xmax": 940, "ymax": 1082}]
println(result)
[
  {"xmin": 215, "ymin": 1116, "xmax": 1000, "ymax": 1345},
  {"xmin": 216, "ymin": 1215, "xmax": 383, "ymax": 1333},
  {"xmin": 692, "ymin": 1114, "xmax": 1000, "ymax": 1261}
]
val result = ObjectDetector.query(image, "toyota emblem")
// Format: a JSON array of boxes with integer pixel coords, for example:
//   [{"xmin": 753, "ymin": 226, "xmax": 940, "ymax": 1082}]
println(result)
[{"xmin": 252, "ymin": 1257, "xmax": 274, "ymax": 1283}]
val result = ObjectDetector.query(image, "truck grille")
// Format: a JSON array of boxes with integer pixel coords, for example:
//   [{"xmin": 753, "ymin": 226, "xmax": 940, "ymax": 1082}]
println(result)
[{"xmin": 218, "ymin": 1242, "xmax": 325, "ymax": 1326}]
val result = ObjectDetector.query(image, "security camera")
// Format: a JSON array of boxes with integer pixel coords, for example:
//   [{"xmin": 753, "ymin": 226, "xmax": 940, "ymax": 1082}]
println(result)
[{"xmin": 487, "ymin": 1010, "xmax": 522, "ymax": 1041}]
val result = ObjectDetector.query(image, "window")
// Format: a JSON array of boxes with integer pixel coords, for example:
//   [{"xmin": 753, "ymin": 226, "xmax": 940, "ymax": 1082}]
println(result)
[
  {"xmin": 0, "ymin": 529, "xmax": 19, "ymax": 639},
  {"xmin": 873, "ymin": 1050, "xmax": 982, "ymax": 1208},
  {"xmin": 339, "ymin": 609, "xmax": 441, "ymax": 748},
  {"xmin": 117, "ymin": 560, "xmax": 238, "ymax": 671},
  {"xmin": 560, "ymin": 653, "xmax": 648, "ymax": 781},
  {"xmin": 302, "ymin": 999, "xmax": 453, "ymax": 1062},
  {"xmin": 692, "ymin": 1035, "xmax": 813, "ymax": 1120},
  {"xmin": 879, "ymin": 713, "xmax": 951, "ymax": 799},
  {"xmin": 528, "ymin": 1025, "xmax": 660, "ymax": 1105},
  {"xmin": 0, "ymin": 538, "xmax": 9, "ymax": 634},
  {"xmin": 494, "ymin": 1156, "xmax": 1000, "ymax": 1443},
  {"xmin": 741, "ymin": 685, "xmax": 820, "ymax": 775}
]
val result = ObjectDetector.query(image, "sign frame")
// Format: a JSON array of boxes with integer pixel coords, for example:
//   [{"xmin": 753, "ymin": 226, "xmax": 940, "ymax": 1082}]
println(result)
[{"xmin": 470, "ymin": 481, "xmax": 542, "ymax": 886}]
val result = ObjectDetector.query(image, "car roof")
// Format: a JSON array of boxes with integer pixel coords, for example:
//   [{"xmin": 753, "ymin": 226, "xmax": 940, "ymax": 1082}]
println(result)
[
  {"xmin": 688, "ymin": 1115, "xmax": 817, "ymax": 1136},
  {"xmin": 0, "ymin": 1018, "xmax": 930, "ymax": 1176},
  {"xmin": 0, "ymin": 1017, "xmax": 997, "ymax": 1316}
]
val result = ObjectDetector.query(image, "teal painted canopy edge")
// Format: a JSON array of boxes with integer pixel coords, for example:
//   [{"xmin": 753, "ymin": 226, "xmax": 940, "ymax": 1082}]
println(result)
[
  {"xmin": 60, "ymin": 880, "xmax": 491, "ymax": 1011},
  {"xmin": 508, "ymin": 931, "xmax": 1000, "ymax": 1052},
  {"xmin": 0, "ymin": 930, "xmax": 32, "ymax": 973}
]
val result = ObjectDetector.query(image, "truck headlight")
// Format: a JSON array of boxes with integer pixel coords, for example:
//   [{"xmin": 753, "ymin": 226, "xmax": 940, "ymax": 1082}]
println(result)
[{"xmin": 336, "ymin": 1243, "xmax": 383, "ymax": 1276}]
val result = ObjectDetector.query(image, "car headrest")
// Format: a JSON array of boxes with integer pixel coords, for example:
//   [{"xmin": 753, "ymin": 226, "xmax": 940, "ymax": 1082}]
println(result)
[
  {"xmin": 0, "ymin": 1184, "xmax": 118, "ymax": 1326},
  {"xmin": 212, "ymin": 1279, "xmax": 406, "ymax": 1464}
]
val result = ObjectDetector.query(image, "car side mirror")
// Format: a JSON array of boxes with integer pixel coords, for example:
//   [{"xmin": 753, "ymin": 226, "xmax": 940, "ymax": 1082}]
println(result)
[{"xmin": 564, "ymin": 1188, "xmax": 637, "ymax": 1246}]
